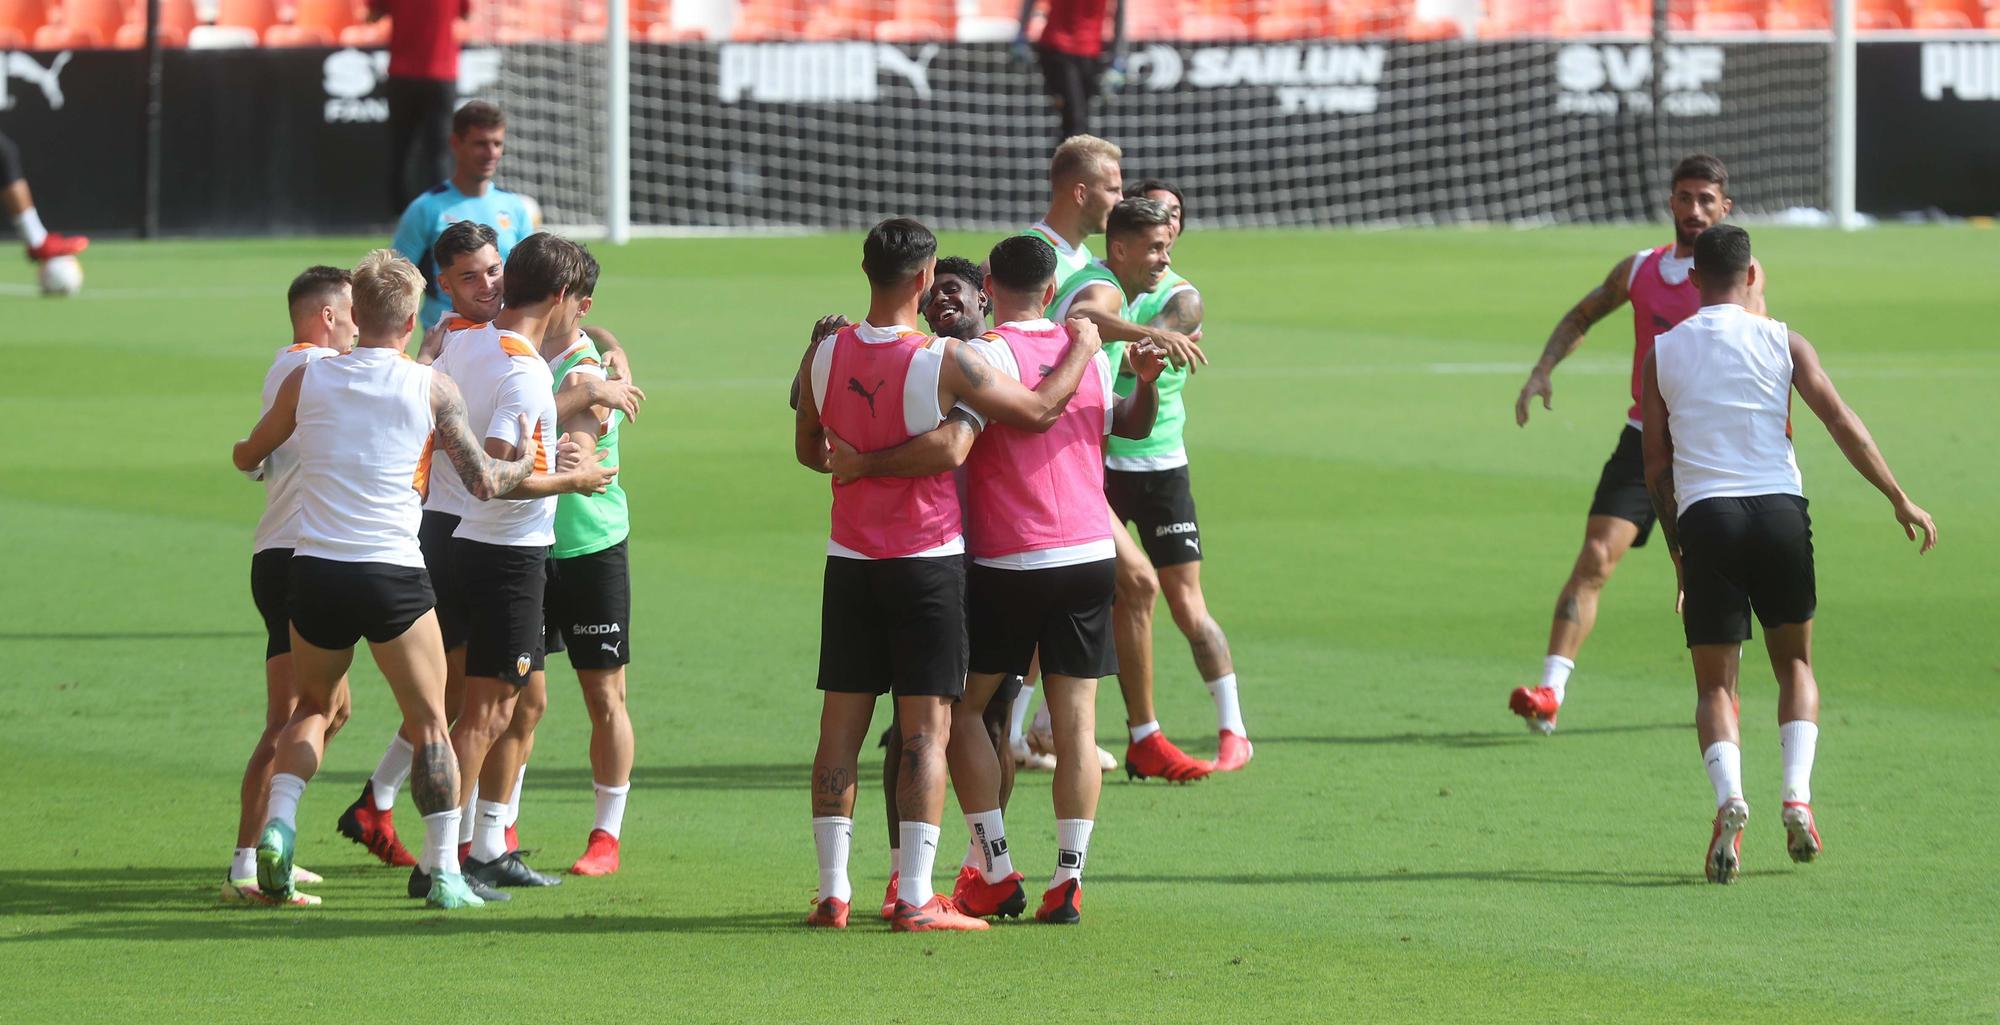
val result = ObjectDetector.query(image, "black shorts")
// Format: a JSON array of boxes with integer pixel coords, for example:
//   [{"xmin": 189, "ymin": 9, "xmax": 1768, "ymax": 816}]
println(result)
[
  {"xmin": 1679, "ymin": 494, "xmax": 1816, "ymax": 647},
  {"xmin": 968, "ymin": 559, "xmax": 1117, "ymax": 681},
  {"xmin": 1588, "ymin": 425, "xmax": 1658, "ymax": 545},
  {"xmin": 418, "ymin": 511, "xmax": 469, "ymax": 650},
  {"xmin": 1105, "ymin": 465, "xmax": 1203, "ymax": 567},
  {"xmin": 453, "ymin": 538, "xmax": 549, "ymax": 686},
  {"xmin": 287, "ymin": 555, "xmax": 435, "ymax": 651},
  {"xmin": 819, "ymin": 555, "xmax": 967, "ymax": 699},
  {"xmin": 545, "ymin": 540, "xmax": 632, "ymax": 671},
  {"xmin": 251, "ymin": 548, "xmax": 293, "ymax": 660}
]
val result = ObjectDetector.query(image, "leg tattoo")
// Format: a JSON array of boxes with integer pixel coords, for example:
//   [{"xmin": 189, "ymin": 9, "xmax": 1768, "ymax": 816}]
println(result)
[{"xmin": 410, "ymin": 741, "xmax": 458, "ymax": 816}]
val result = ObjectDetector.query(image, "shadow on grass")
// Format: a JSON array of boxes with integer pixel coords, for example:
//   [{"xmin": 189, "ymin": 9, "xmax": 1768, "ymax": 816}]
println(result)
[
  {"xmin": 1256, "ymin": 721, "xmax": 1688, "ymax": 749},
  {"xmin": 0, "ymin": 630, "xmax": 263, "ymax": 642},
  {"xmin": 318, "ymin": 762, "xmax": 805, "ymax": 793},
  {"xmin": 1, "ymin": 903, "xmax": 807, "ymax": 942},
  {"xmin": 1094, "ymin": 868, "xmax": 1708, "ymax": 889}
]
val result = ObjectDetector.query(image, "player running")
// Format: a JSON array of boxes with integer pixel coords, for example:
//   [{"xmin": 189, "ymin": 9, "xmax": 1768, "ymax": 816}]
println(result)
[
  {"xmin": 2, "ymin": 129, "xmax": 89, "ymax": 274},
  {"xmin": 1052, "ymin": 196, "xmax": 1216, "ymax": 782},
  {"xmin": 229, "ymin": 250, "xmax": 541, "ymax": 909},
  {"xmin": 433, "ymin": 233, "xmax": 618, "ymax": 898},
  {"xmin": 392, "ymin": 102, "xmax": 541, "ymax": 329},
  {"xmin": 794, "ymin": 217, "xmax": 1104, "ymax": 931},
  {"xmin": 1638, "ymin": 225, "xmax": 1935, "ymax": 883},
  {"xmin": 831, "ymin": 234, "xmax": 1167, "ymax": 924},
  {"xmin": 225, "ymin": 266, "xmax": 358, "ymax": 907},
  {"xmin": 1510, "ymin": 154, "xmax": 1763, "ymax": 734}
]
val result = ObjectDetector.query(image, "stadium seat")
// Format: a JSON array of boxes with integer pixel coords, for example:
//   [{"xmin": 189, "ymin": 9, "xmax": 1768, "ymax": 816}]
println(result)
[
  {"xmin": 1180, "ymin": 0, "xmax": 1250, "ymax": 38},
  {"xmin": 1254, "ymin": 0, "xmax": 1325, "ymax": 39},
  {"xmin": 34, "ymin": 0, "xmax": 125, "ymax": 47},
  {"xmin": 1989, "ymin": 2, "xmax": 2000, "ymax": 24},
  {"xmin": 877, "ymin": 0, "xmax": 954, "ymax": 40},
  {"xmin": 497, "ymin": 0, "xmax": 567, "ymax": 41},
  {"xmin": 0, "ymin": 0, "xmax": 49, "ymax": 46},
  {"xmin": 1855, "ymin": 0, "xmax": 1910, "ymax": 25},
  {"xmin": 1764, "ymin": 0, "xmax": 1827, "ymax": 25},
  {"xmin": 217, "ymin": 0, "xmax": 278, "ymax": 34},
  {"xmin": 265, "ymin": 0, "xmax": 362, "ymax": 45},
  {"xmin": 958, "ymin": 0, "xmax": 1029, "ymax": 41},
  {"xmin": 1123, "ymin": 0, "xmax": 1182, "ymax": 39},
  {"xmin": 1477, "ymin": 0, "xmax": 1555, "ymax": 35},
  {"xmin": 1691, "ymin": 0, "xmax": 1767, "ymax": 28},
  {"xmin": 802, "ymin": 0, "xmax": 886, "ymax": 39},
  {"xmin": 1554, "ymin": 0, "xmax": 1641, "ymax": 33},
  {"xmin": 115, "ymin": 0, "xmax": 198, "ymax": 47},
  {"xmin": 733, "ymin": 0, "xmax": 803, "ymax": 38},
  {"xmin": 1328, "ymin": 0, "xmax": 1453, "ymax": 36},
  {"xmin": 1909, "ymin": 0, "xmax": 1984, "ymax": 27}
]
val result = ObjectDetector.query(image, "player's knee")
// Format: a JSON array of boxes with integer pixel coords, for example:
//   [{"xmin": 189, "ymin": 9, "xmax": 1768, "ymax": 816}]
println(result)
[
  {"xmin": 1118, "ymin": 567, "xmax": 1160, "ymax": 607},
  {"xmin": 1573, "ymin": 539, "xmax": 1619, "ymax": 588}
]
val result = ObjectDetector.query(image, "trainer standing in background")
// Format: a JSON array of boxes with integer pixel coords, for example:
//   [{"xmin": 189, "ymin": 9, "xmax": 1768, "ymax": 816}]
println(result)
[
  {"xmin": 391, "ymin": 102, "xmax": 540, "ymax": 330},
  {"xmin": 373, "ymin": 0, "xmax": 471, "ymax": 215},
  {"xmin": 1016, "ymin": 0, "xmax": 1125, "ymax": 142}
]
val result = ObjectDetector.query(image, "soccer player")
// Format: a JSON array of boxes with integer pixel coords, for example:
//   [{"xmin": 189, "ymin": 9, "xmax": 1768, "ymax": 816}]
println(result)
[
  {"xmin": 436, "ymin": 233, "xmax": 618, "ymax": 897},
  {"xmin": 1100, "ymin": 178, "xmax": 1251, "ymax": 776},
  {"xmin": 1024, "ymin": 135, "xmax": 1126, "ymax": 289},
  {"xmin": 392, "ymin": 102, "xmax": 541, "ymax": 329},
  {"xmin": 225, "ymin": 267, "xmax": 359, "ymax": 907},
  {"xmin": 229, "ymin": 249, "xmax": 542, "ymax": 909},
  {"xmin": 1016, "ymin": 0, "xmax": 1126, "ymax": 141},
  {"xmin": 537, "ymin": 254, "xmax": 639, "ymax": 877},
  {"xmin": 1052, "ymin": 196, "xmax": 1220, "ymax": 781},
  {"xmin": 1638, "ymin": 225, "xmax": 1935, "ymax": 883},
  {"xmin": 1510, "ymin": 154, "xmax": 1763, "ymax": 734},
  {"xmin": 794, "ymin": 217, "xmax": 1103, "ymax": 931},
  {"xmin": 830, "ymin": 234, "xmax": 1168, "ymax": 924},
  {"xmin": 1, "ymin": 129, "xmax": 88, "ymax": 268}
]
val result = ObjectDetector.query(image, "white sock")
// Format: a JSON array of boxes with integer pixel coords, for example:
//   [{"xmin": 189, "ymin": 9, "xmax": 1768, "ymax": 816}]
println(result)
[
  {"xmin": 1779, "ymin": 720, "xmax": 1818, "ymax": 804},
  {"xmin": 505, "ymin": 764, "xmax": 527, "ymax": 828},
  {"xmin": 15, "ymin": 207, "xmax": 48, "ymax": 248},
  {"xmin": 1129, "ymin": 719, "xmax": 1162, "ymax": 743},
  {"xmin": 266, "ymin": 773, "xmax": 306, "ymax": 831},
  {"xmin": 592, "ymin": 781, "xmax": 630, "ymax": 838},
  {"xmin": 1703, "ymin": 741, "xmax": 1744, "ymax": 808},
  {"xmin": 457, "ymin": 782, "xmax": 478, "ymax": 844},
  {"xmin": 1541, "ymin": 655, "xmax": 1575, "ymax": 703},
  {"xmin": 1207, "ymin": 673, "xmax": 1245, "ymax": 735},
  {"xmin": 423, "ymin": 808, "xmax": 462, "ymax": 874},
  {"xmin": 811, "ymin": 816, "xmax": 853, "ymax": 903},
  {"xmin": 470, "ymin": 799, "xmax": 509, "ymax": 862},
  {"xmin": 369, "ymin": 735, "xmax": 414, "ymax": 811},
  {"xmin": 963, "ymin": 808, "xmax": 1016, "ymax": 883},
  {"xmin": 230, "ymin": 847, "xmax": 256, "ymax": 881},
  {"xmin": 896, "ymin": 821, "xmax": 941, "ymax": 906},
  {"xmin": 1009, "ymin": 683, "xmax": 1036, "ymax": 744},
  {"xmin": 1050, "ymin": 818, "xmax": 1094, "ymax": 888}
]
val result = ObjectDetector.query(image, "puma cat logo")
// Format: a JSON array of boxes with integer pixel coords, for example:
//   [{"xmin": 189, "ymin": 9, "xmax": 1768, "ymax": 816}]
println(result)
[{"xmin": 848, "ymin": 377, "xmax": 886, "ymax": 416}]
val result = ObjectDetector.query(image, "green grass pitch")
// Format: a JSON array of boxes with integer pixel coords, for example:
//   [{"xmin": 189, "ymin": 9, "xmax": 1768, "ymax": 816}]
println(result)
[{"xmin": 1, "ymin": 225, "xmax": 1995, "ymax": 1023}]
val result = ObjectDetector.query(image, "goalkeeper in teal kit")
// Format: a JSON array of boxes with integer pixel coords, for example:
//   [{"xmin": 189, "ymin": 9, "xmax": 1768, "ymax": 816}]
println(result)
[{"xmin": 390, "ymin": 100, "xmax": 540, "ymax": 329}]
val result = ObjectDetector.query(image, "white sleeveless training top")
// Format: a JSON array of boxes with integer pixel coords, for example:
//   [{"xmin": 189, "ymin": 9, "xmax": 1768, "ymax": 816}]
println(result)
[
  {"xmin": 292, "ymin": 346, "xmax": 436, "ymax": 568},
  {"xmin": 1652, "ymin": 303, "xmax": 1804, "ymax": 517},
  {"xmin": 252, "ymin": 342, "xmax": 339, "ymax": 553}
]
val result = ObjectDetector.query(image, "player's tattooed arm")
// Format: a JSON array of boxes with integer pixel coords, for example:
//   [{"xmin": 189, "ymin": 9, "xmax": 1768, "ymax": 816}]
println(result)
[
  {"xmin": 1518, "ymin": 254, "xmax": 1635, "ymax": 426},
  {"xmin": 430, "ymin": 371, "xmax": 536, "ymax": 501},
  {"xmin": 826, "ymin": 410, "xmax": 980, "ymax": 483},
  {"xmin": 1075, "ymin": 283, "xmax": 1207, "ymax": 371},
  {"xmin": 234, "ymin": 366, "xmax": 306, "ymax": 473},
  {"xmin": 1789, "ymin": 330, "xmax": 1936, "ymax": 553},
  {"xmin": 944, "ymin": 323, "xmax": 1101, "ymax": 434},
  {"xmin": 792, "ymin": 315, "xmax": 850, "ymax": 411},
  {"xmin": 1112, "ymin": 343, "xmax": 1167, "ymax": 439}
]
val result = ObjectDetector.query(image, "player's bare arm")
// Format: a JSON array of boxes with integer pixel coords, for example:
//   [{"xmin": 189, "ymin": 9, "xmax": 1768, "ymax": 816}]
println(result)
[
  {"xmin": 790, "ymin": 314, "xmax": 851, "ymax": 411},
  {"xmin": 1111, "ymin": 342, "xmax": 1167, "ymax": 439},
  {"xmin": 826, "ymin": 410, "xmax": 980, "ymax": 483},
  {"xmin": 582, "ymin": 325, "xmax": 630, "ymax": 381},
  {"xmin": 1518, "ymin": 254, "xmax": 1636, "ymax": 426},
  {"xmin": 430, "ymin": 371, "xmax": 538, "ymax": 501},
  {"xmin": 941, "ymin": 316, "xmax": 1104, "ymax": 432},
  {"xmin": 1789, "ymin": 330, "xmax": 1937, "ymax": 552},
  {"xmin": 556, "ymin": 370, "xmax": 644, "ymax": 425},
  {"xmin": 1072, "ymin": 282, "xmax": 1206, "ymax": 371},
  {"xmin": 794, "ymin": 335, "xmax": 832, "ymax": 473},
  {"xmin": 233, "ymin": 366, "xmax": 304, "ymax": 472},
  {"xmin": 1638, "ymin": 354, "xmax": 1683, "ymax": 605},
  {"xmin": 416, "ymin": 318, "xmax": 450, "ymax": 365}
]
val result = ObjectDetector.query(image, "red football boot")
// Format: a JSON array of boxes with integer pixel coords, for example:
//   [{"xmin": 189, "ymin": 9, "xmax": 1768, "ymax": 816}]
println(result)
[
  {"xmin": 1035, "ymin": 879, "xmax": 1082, "ymax": 924},
  {"xmin": 805, "ymin": 896, "xmax": 850, "ymax": 929},
  {"xmin": 335, "ymin": 784, "xmax": 417, "ymax": 867},
  {"xmin": 1781, "ymin": 801, "xmax": 1821, "ymax": 863},
  {"xmin": 1213, "ymin": 730, "xmax": 1254, "ymax": 772},
  {"xmin": 568, "ymin": 829, "xmax": 620, "ymax": 876},
  {"xmin": 1124, "ymin": 731, "xmax": 1211, "ymax": 783},
  {"xmin": 505, "ymin": 823, "xmax": 519, "ymax": 853},
  {"xmin": 890, "ymin": 894, "xmax": 989, "ymax": 932},
  {"xmin": 881, "ymin": 873, "xmax": 898, "ymax": 920},
  {"xmin": 950, "ymin": 864, "xmax": 1027, "ymax": 918},
  {"xmin": 1706, "ymin": 798, "xmax": 1749, "ymax": 884},
  {"xmin": 27, "ymin": 233, "xmax": 88, "ymax": 262},
  {"xmin": 1508, "ymin": 685, "xmax": 1560, "ymax": 735}
]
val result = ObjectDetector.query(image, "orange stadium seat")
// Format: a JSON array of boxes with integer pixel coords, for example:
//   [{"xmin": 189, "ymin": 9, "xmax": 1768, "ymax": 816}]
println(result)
[
  {"xmin": 1692, "ymin": 0, "xmax": 1766, "ymax": 28},
  {"xmin": 216, "ymin": 0, "xmax": 278, "ymax": 34},
  {"xmin": 1255, "ymin": 0, "xmax": 1325, "ymax": 38},
  {"xmin": 1764, "ymin": 0, "xmax": 1827, "ymax": 25},
  {"xmin": 1554, "ymin": 0, "xmax": 1639, "ymax": 33},
  {"xmin": 1989, "ymin": 2, "xmax": 2000, "ymax": 24},
  {"xmin": 496, "ymin": 0, "xmax": 566, "ymax": 41},
  {"xmin": 1329, "ymin": 0, "xmax": 1454, "ymax": 36},
  {"xmin": 733, "ymin": 0, "xmax": 803, "ymax": 37},
  {"xmin": 1910, "ymin": 0, "xmax": 1985, "ymax": 27},
  {"xmin": 1855, "ymin": 0, "xmax": 1909, "ymax": 25},
  {"xmin": 1180, "ymin": 0, "xmax": 1251, "ymax": 38},
  {"xmin": 0, "ymin": 0, "xmax": 50, "ymax": 47},
  {"xmin": 803, "ymin": 0, "xmax": 886, "ymax": 39},
  {"xmin": 878, "ymin": 0, "xmax": 955, "ymax": 40},
  {"xmin": 34, "ymin": 0, "xmax": 125, "ymax": 47},
  {"xmin": 115, "ymin": 0, "xmax": 198, "ymax": 47},
  {"xmin": 1478, "ymin": 0, "xmax": 1556, "ymax": 33},
  {"xmin": 1123, "ymin": 0, "xmax": 1182, "ymax": 40}
]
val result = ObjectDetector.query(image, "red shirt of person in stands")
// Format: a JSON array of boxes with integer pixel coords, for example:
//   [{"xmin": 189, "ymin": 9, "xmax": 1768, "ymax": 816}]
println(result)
[
  {"xmin": 1017, "ymin": 0, "xmax": 1126, "ymax": 142},
  {"xmin": 374, "ymin": 0, "xmax": 471, "ymax": 213}
]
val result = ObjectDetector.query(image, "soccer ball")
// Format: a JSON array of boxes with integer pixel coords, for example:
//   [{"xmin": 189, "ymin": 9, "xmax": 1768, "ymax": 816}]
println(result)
[{"xmin": 39, "ymin": 256, "xmax": 84, "ymax": 297}]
